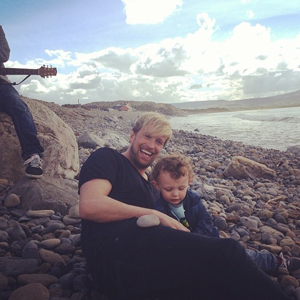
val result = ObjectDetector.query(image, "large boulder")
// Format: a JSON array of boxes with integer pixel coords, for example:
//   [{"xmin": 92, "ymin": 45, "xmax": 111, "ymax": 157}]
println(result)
[
  {"xmin": 0, "ymin": 97, "xmax": 80, "ymax": 214},
  {"xmin": 0, "ymin": 97, "xmax": 79, "ymax": 183},
  {"xmin": 224, "ymin": 156, "xmax": 277, "ymax": 180},
  {"xmin": 7, "ymin": 176, "xmax": 78, "ymax": 215}
]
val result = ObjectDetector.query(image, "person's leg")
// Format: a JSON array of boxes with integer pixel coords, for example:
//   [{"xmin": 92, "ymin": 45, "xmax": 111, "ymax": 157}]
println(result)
[
  {"xmin": 246, "ymin": 248, "xmax": 278, "ymax": 274},
  {"xmin": 0, "ymin": 84, "xmax": 44, "ymax": 159},
  {"xmin": 81, "ymin": 219, "xmax": 291, "ymax": 300}
]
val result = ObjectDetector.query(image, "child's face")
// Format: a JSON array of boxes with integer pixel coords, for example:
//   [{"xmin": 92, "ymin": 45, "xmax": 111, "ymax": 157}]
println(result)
[{"xmin": 153, "ymin": 171, "xmax": 189, "ymax": 206}]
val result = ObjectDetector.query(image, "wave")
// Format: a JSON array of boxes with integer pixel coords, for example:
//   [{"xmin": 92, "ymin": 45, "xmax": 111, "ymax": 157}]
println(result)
[
  {"xmin": 169, "ymin": 108, "xmax": 300, "ymax": 151},
  {"xmin": 234, "ymin": 114, "xmax": 300, "ymax": 123}
]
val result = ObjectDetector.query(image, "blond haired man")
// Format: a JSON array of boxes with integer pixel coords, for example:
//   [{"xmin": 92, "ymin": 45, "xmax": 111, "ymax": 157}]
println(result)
[{"xmin": 79, "ymin": 112, "xmax": 291, "ymax": 300}]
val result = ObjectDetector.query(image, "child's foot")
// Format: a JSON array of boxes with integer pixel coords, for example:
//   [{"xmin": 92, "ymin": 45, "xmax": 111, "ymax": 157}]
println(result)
[{"xmin": 278, "ymin": 252, "xmax": 300, "ymax": 272}]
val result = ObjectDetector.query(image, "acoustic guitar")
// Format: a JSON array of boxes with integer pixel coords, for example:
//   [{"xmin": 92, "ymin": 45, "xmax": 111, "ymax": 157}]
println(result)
[{"xmin": 0, "ymin": 65, "xmax": 57, "ymax": 78}]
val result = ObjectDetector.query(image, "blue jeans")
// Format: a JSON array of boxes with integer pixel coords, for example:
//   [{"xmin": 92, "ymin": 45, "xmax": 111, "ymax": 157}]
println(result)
[
  {"xmin": 246, "ymin": 248, "xmax": 278, "ymax": 274},
  {"xmin": 0, "ymin": 82, "xmax": 44, "ymax": 159}
]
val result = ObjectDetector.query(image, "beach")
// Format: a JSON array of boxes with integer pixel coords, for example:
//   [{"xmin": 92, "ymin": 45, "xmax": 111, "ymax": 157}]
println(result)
[{"xmin": 1, "ymin": 102, "xmax": 300, "ymax": 300}]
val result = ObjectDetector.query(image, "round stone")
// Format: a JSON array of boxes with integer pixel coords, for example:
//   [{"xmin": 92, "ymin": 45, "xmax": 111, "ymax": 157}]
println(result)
[{"xmin": 136, "ymin": 215, "xmax": 160, "ymax": 228}]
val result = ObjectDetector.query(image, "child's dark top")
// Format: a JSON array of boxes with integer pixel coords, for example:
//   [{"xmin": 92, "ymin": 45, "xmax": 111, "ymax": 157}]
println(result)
[{"xmin": 154, "ymin": 189, "xmax": 219, "ymax": 237}]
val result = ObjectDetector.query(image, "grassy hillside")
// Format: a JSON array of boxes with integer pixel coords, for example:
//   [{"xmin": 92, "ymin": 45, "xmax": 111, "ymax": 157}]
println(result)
[{"xmin": 172, "ymin": 89, "xmax": 300, "ymax": 111}]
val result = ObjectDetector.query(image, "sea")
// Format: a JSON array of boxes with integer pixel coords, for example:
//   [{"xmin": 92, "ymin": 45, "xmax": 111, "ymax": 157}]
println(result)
[{"xmin": 169, "ymin": 106, "xmax": 300, "ymax": 152}]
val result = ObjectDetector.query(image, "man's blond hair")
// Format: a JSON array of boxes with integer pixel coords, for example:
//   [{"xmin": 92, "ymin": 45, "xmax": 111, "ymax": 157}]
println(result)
[{"xmin": 132, "ymin": 112, "xmax": 172, "ymax": 145}]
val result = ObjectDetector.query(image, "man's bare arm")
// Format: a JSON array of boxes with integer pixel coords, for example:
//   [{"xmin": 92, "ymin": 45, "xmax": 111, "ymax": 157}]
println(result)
[{"xmin": 79, "ymin": 178, "xmax": 189, "ymax": 232}]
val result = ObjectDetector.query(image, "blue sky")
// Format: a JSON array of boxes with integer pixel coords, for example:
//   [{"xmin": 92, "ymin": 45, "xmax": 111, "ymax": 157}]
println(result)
[{"xmin": 1, "ymin": 0, "xmax": 300, "ymax": 105}]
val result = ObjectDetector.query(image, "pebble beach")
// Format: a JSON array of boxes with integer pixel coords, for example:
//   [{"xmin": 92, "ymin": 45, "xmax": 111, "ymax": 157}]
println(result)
[{"xmin": 1, "ymin": 105, "xmax": 300, "ymax": 300}]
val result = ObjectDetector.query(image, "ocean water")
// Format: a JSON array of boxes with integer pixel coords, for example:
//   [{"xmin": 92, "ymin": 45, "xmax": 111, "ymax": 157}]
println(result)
[{"xmin": 169, "ymin": 106, "xmax": 300, "ymax": 151}]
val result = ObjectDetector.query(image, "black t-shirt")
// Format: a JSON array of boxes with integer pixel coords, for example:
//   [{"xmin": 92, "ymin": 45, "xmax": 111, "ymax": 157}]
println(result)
[
  {"xmin": 79, "ymin": 147, "xmax": 157, "ymax": 208},
  {"xmin": 79, "ymin": 147, "xmax": 159, "ymax": 243}
]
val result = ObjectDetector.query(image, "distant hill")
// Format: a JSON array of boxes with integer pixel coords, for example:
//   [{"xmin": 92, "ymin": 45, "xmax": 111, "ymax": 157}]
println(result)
[
  {"xmin": 62, "ymin": 89, "xmax": 299, "ymax": 117},
  {"xmin": 171, "ymin": 89, "xmax": 300, "ymax": 111},
  {"xmin": 80, "ymin": 100, "xmax": 186, "ymax": 116}
]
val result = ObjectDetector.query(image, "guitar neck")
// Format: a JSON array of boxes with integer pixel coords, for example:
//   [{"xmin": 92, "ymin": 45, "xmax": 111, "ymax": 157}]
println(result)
[
  {"xmin": 0, "ymin": 66, "xmax": 57, "ymax": 78},
  {"xmin": 0, "ymin": 68, "xmax": 40, "ymax": 76}
]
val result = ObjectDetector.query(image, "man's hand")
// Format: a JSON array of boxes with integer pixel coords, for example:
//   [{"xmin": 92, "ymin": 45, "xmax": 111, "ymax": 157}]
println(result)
[{"xmin": 151, "ymin": 210, "xmax": 190, "ymax": 232}]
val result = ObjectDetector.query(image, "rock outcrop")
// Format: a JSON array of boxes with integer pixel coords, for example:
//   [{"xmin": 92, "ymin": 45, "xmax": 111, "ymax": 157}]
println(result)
[
  {"xmin": 0, "ymin": 97, "xmax": 80, "ymax": 213},
  {"xmin": 0, "ymin": 97, "xmax": 79, "ymax": 182},
  {"xmin": 7, "ymin": 176, "xmax": 78, "ymax": 215},
  {"xmin": 224, "ymin": 155, "xmax": 277, "ymax": 180}
]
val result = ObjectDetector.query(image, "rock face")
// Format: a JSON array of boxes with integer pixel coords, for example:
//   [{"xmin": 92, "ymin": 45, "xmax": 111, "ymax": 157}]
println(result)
[
  {"xmin": 0, "ymin": 97, "xmax": 79, "ymax": 183},
  {"xmin": 224, "ymin": 155, "xmax": 277, "ymax": 180},
  {"xmin": 0, "ymin": 97, "xmax": 80, "ymax": 214},
  {"xmin": 7, "ymin": 176, "xmax": 79, "ymax": 215}
]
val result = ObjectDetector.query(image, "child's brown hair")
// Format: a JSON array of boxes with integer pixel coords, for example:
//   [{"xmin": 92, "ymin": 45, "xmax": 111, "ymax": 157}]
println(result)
[{"xmin": 152, "ymin": 153, "xmax": 194, "ymax": 184}]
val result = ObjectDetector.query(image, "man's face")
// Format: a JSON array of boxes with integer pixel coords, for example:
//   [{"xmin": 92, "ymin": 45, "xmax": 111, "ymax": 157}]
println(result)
[
  {"xmin": 128, "ymin": 125, "xmax": 168, "ymax": 170},
  {"xmin": 153, "ymin": 171, "xmax": 189, "ymax": 206}
]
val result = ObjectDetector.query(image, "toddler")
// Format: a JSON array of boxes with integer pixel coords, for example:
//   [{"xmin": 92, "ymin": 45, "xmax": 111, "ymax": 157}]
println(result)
[{"xmin": 151, "ymin": 153, "xmax": 300, "ymax": 275}]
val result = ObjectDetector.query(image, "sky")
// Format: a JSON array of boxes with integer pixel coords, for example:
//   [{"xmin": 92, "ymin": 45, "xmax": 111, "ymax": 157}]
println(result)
[{"xmin": 1, "ymin": 0, "xmax": 300, "ymax": 105}]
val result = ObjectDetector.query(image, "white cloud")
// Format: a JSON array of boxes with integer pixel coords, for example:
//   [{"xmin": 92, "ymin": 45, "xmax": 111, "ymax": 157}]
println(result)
[
  {"xmin": 20, "ymin": 79, "xmax": 52, "ymax": 94},
  {"xmin": 132, "ymin": 38, "xmax": 188, "ymax": 77},
  {"xmin": 220, "ymin": 22, "xmax": 272, "ymax": 76},
  {"xmin": 241, "ymin": 0, "xmax": 257, "ymax": 4},
  {"xmin": 196, "ymin": 13, "xmax": 216, "ymax": 33},
  {"xmin": 45, "ymin": 50, "xmax": 72, "ymax": 61},
  {"xmin": 181, "ymin": 13, "xmax": 219, "ymax": 74},
  {"xmin": 122, "ymin": 0, "xmax": 182, "ymax": 24},
  {"xmin": 12, "ymin": 13, "xmax": 300, "ymax": 105},
  {"xmin": 246, "ymin": 10, "xmax": 254, "ymax": 19},
  {"xmin": 43, "ymin": 50, "xmax": 73, "ymax": 67}
]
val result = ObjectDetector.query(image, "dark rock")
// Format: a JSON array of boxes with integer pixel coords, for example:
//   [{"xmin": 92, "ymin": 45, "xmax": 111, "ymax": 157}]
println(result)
[
  {"xmin": 22, "ymin": 240, "xmax": 40, "ymax": 260},
  {"xmin": 0, "ymin": 257, "xmax": 38, "ymax": 277},
  {"xmin": 8, "ymin": 282, "xmax": 50, "ymax": 300}
]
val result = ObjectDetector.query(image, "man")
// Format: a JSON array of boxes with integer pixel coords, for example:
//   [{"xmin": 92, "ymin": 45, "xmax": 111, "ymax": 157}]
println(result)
[
  {"xmin": 79, "ymin": 112, "xmax": 291, "ymax": 300},
  {"xmin": 0, "ymin": 25, "xmax": 43, "ymax": 178}
]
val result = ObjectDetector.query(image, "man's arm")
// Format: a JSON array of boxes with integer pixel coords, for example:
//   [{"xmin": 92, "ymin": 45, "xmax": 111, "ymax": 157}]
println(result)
[
  {"xmin": 79, "ymin": 178, "xmax": 189, "ymax": 231},
  {"xmin": 0, "ymin": 26, "xmax": 10, "ymax": 63}
]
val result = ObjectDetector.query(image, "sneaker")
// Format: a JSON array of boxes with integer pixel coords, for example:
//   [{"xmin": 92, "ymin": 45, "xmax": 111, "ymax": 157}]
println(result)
[
  {"xmin": 24, "ymin": 154, "xmax": 43, "ymax": 179},
  {"xmin": 279, "ymin": 252, "xmax": 300, "ymax": 272}
]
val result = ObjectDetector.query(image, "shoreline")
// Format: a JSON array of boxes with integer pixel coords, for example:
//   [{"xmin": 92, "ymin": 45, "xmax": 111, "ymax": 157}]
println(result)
[
  {"xmin": 180, "ymin": 104, "xmax": 300, "ymax": 115},
  {"xmin": 168, "ymin": 107, "xmax": 300, "ymax": 153}
]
